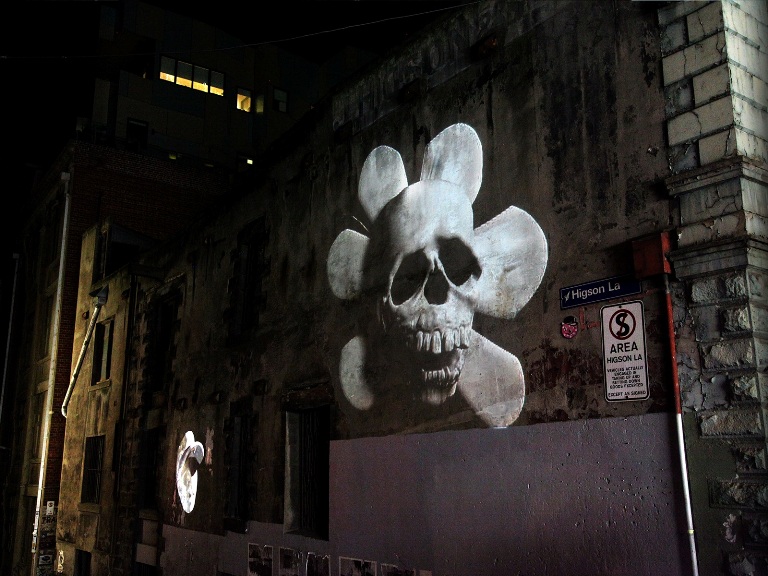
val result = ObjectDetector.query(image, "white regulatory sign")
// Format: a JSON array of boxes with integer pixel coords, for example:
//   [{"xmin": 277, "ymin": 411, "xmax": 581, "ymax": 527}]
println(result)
[{"xmin": 601, "ymin": 300, "xmax": 649, "ymax": 402}]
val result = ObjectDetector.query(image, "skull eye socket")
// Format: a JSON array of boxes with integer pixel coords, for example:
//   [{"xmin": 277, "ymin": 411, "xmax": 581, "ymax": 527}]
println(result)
[
  {"xmin": 438, "ymin": 237, "xmax": 481, "ymax": 285},
  {"xmin": 391, "ymin": 251, "xmax": 430, "ymax": 305}
]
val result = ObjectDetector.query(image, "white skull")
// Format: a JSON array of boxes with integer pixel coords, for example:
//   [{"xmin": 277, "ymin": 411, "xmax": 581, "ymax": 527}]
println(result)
[
  {"xmin": 376, "ymin": 179, "xmax": 481, "ymax": 404},
  {"xmin": 327, "ymin": 123, "xmax": 548, "ymax": 419}
]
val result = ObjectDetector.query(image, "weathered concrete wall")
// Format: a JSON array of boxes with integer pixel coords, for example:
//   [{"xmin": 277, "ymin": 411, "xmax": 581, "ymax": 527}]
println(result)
[
  {"xmin": 160, "ymin": 414, "xmax": 689, "ymax": 576},
  {"xmin": 125, "ymin": 1, "xmax": 698, "ymax": 574}
]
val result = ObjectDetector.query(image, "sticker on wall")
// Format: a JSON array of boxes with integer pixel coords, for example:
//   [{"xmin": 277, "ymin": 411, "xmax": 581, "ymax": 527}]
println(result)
[
  {"xmin": 175, "ymin": 430, "xmax": 204, "ymax": 513},
  {"xmin": 339, "ymin": 557, "xmax": 376, "ymax": 576},
  {"xmin": 306, "ymin": 553, "xmax": 330, "ymax": 576},
  {"xmin": 327, "ymin": 123, "xmax": 548, "ymax": 431},
  {"xmin": 280, "ymin": 547, "xmax": 300, "ymax": 576},
  {"xmin": 381, "ymin": 564, "xmax": 416, "ymax": 576},
  {"xmin": 248, "ymin": 544, "xmax": 273, "ymax": 576},
  {"xmin": 561, "ymin": 315, "xmax": 578, "ymax": 339}
]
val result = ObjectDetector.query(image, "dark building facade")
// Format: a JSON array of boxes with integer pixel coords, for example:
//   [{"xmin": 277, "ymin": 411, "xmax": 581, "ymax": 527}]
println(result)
[
  {"xmin": 0, "ymin": 2, "xmax": 372, "ymax": 575},
  {"xmin": 3, "ymin": 1, "xmax": 767, "ymax": 576}
]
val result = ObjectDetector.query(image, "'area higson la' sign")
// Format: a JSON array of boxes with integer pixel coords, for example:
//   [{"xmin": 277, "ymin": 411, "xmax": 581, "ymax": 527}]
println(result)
[{"xmin": 601, "ymin": 300, "xmax": 649, "ymax": 402}]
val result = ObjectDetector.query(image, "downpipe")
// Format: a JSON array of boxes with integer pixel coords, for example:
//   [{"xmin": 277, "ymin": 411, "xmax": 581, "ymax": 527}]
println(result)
[
  {"xmin": 632, "ymin": 231, "xmax": 699, "ymax": 576},
  {"xmin": 31, "ymin": 173, "xmax": 71, "ymax": 564},
  {"xmin": 663, "ymin": 272, "xmax": 699, "ymax": 576},
  {"xmin": 0, "ymin": 253, "xmax": 20, "ymax": 441}
]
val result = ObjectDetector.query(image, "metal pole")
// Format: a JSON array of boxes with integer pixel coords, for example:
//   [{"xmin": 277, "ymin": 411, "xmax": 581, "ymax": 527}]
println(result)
[
  {"xmin": 663, "ymin": 273, "xmax": 699, "ymax": 576},
  {"xmin": 0, "ymin": 253, "xmax": 20, "ymax": 436},
  {"xmin": 31, "ymin": 173, "xmax": 71, "ymax": 572}
]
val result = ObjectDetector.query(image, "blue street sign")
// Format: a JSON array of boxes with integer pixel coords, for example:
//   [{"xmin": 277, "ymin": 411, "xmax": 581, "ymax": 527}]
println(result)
[{"xmin": 560, "ymin": 275, "xmax": 642, "ymax": 309}]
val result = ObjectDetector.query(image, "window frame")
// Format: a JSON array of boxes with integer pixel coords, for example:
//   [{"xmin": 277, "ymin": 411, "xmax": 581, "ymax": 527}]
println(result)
[
  {"xmin": 273, "ymin": 88, "xmax": 288, "ymax": 113},
  {"xmin": 236, "ymin": 88, "xmax": 252, "ymax": 112},
  {"xmin": 91, "ymin": 318, "xmax": 114, "ymax": 386},
  {"xmin": 159, "ymin": 55, "xmax": 225, "ymax": 97},
  {"xmin": 283, "ymin": 385, "xmax": 331, "ymax": 541},
  {"xmin": 81, "ymin": 435, "xmax": 106, "ymax": 504}
]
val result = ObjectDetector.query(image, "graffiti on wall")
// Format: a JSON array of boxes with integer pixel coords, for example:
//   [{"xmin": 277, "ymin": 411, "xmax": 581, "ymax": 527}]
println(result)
[
  {"xmin": 175, "ymin": 430, "xmax": 204, "ymax": 513},
  {"xmin": 327, "ymin": 123, "xmax": 548, "ymax": 431}
]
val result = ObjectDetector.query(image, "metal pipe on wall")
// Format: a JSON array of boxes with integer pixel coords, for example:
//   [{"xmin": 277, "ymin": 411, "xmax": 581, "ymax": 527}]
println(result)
[
  {"xmin": 61, "ymin": 286, "xmax": 108, "ymax": 418},
  {"xmin": 663, "ymin": 272, "xmax": 699, "ymax": 576},
  {"xmin": 31, "ymin": 172, "xmax": 71, "ymax": 566},
  {"xmin": 632, "ymin": 231, "xmax": 699, "ymax": 576},
  {"xmin": 0, "ymin": 253, "xmax": 20, "ymax": 443}
]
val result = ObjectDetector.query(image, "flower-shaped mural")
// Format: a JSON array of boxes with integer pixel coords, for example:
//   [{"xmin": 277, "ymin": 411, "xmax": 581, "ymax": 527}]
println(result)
[{"xmin": 327, "ymin": 123, "xmax": 547, "ymax": 430}]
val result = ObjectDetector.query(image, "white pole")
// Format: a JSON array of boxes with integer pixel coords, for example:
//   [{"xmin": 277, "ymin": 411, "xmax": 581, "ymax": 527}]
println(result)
[{"xmin": 31, "ymin": 173, "xmax": 71, "ymax": 573}]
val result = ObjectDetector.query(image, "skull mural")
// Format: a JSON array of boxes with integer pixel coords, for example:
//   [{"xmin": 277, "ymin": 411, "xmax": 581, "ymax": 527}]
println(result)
[
  {"xmin": 327, "ymin": 123, "xmax": 547, "ymax": 431},
  {"xmin": 175, "ymin": 430, "xmax": 204, "ymax": 513}
]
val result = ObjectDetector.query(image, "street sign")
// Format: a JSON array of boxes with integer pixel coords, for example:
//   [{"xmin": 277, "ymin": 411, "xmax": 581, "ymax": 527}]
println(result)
[
  {"xmin": 560, "ymin": 275, "xmax": 642, "ymax": 309},
  {"xmin": 601, "ymin": 300, "xmax": 649, "ymax": 402}
]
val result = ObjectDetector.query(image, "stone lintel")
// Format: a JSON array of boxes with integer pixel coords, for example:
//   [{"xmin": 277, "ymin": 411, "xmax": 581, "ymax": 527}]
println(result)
[
  {"xmin": 666, "ymin": 155, "xmax": 768, "ymax": 197},
  {"xmin": 669, "ymin": 238, "xmax": 768, "ymax": 280}
]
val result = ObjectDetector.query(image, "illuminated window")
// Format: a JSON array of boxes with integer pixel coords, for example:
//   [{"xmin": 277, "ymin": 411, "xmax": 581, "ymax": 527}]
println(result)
[
  {"xmin": 91, "ymin": 318, "xmax": 113, "ymax": 385},
  {"xmin": 237, "ymin": 88, "xmax": 252, "ymax": 112},
  {"xmin": 176, "ymin": 60, "xmax": 193, "ymax": 88},
  {"xmin": 255, "ymin": 94, "xmax": 264, "ymax": 114},
  {"xmin": 273, "ymin": 88, "xmax": 288, "ymax": 113},
  {"xmin": 193, "ymin": 64, "xmax": 209, "ymax": 92},
  {"xmin": 210, "ymin": 71, "xmax": 224, "ymax": 96},
  {"xmin": 160, "ymin": 56, "xmax": 175, "ymax": 82},
  {"xmin": 81, "ymin": 435, "xmax": 105, "ymax": 503},
  {"xmin": 159, "ymin": 55, "xmax": 224, "ymax": 96}
]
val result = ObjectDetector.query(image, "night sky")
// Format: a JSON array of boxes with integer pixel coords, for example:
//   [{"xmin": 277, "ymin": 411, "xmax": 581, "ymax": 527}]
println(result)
[{"xmin": 0, "ymin": 0, "xmax": 467, "ymax": 253}]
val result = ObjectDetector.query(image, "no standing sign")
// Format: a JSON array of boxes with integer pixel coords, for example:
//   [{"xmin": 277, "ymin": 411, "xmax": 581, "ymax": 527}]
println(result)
[{"xmin": 601, "ymin": 300, "xmax": 649, "ymax": 402}]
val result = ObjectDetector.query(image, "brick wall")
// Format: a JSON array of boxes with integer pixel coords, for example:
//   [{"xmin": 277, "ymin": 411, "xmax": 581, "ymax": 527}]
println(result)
[{"xmin": 659, "ymin": 2, "xmax": 768, "ymax": 573}]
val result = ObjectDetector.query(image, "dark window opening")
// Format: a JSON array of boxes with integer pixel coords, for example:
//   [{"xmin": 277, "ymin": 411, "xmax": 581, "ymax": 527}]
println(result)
[
  {"xmin": 227, "ymin": 218, "xmax": 268, "ymax": 344},
  {"xmin": 126, "ymin": 118, "xmax": 148, "ymax": 151},
  {"xmin": 93, "ymin": 222, "xmax": 154, "ymax": 282},
  {"xmin": 74, "ymin": 549, "xmax": 92, "ymax": 576},
  {"xmin": 224, "ymin": 399, "xmax": 253, "ymax": 531},
  {"xmin": 147, "ymin": 292, "xmax": 180, "ymax": 396},
  {"xmin": 285, "ymin": 405, "xmax": 330, "ymax": 539},
  {"xmin": 91, "ymin": 318, "xmax": 114, "ymax": 385},
  {"xmin": 134, "ymin": 563, "xmax": 160, "ymax": 576},
  {"xmin": 81, "ymin": 435, "xmax": 105, "ymax": 503},
  {"xmin": 273, "ymin": 88, "xmax": 288, "ymax": 113},
  {"xmin": 138, "ymin": 426, "xmax": 163, "ymax": 510}
]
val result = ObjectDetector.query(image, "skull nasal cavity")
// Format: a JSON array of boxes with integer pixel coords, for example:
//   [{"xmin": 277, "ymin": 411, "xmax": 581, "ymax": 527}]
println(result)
[{"xmin": 424, "ymin": 269, "xmax": 449, "ymax": 304}]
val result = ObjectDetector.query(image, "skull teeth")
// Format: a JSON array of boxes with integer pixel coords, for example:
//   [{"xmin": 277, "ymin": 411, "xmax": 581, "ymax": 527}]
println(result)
[
  {"xmin": 410, "ymin": 326, "xmax": 471, "ymax": 353},
  {"xmin": 421, "ymin": 366, "xmax": 461, "ymax": 386}
]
